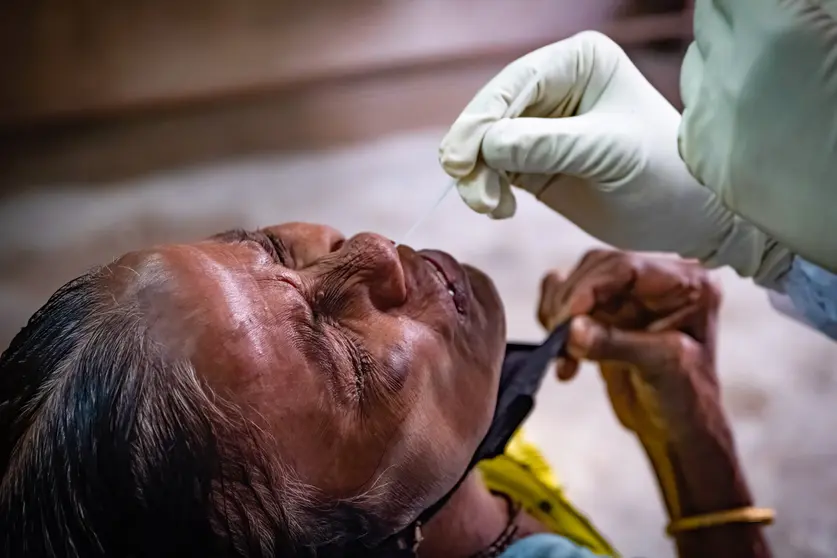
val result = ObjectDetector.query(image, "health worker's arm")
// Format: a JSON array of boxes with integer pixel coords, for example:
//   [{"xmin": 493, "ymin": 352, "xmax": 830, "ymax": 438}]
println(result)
[
  {"xmin": 769, "ymin": 258, "xmax": 837, "ymax": 341},
  {"xmin": 679, "ymin": 0, "xmax": 837, "ymax": 272}
]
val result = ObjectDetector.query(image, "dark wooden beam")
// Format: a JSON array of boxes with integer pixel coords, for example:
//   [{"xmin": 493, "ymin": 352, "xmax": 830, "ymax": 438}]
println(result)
[{"xmin": 0, "ymin": 1, "xmax": 691, "ymax": 129}]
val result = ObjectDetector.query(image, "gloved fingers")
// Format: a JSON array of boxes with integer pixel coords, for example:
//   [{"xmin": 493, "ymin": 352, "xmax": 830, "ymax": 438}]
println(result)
[
  {"xmin": 481, "ymin": 113, "xmax": 642, "ymax": 185},
  {"xmin": 455, "ymin": 164, "xmax": 508, "ymax": 215},
  {"xmin": 439, "ymin": 73, "xmax": 542, "ymax": 181},
  {"xmin": 453, "ymin": 163, "xmax": 521, "ymax": 218},
  {"xmin": 439, "ymin": 31, "xmax": 622, "ymax": 181},
  {"xmin": 488, "ymin": 178, "xmax": 518, "ymax": 219}
]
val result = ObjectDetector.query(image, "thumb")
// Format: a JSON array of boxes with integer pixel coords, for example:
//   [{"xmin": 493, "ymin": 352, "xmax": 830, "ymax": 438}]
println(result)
[
  {"xmin": 481, "ymin": 113, "xmax": 642, "ymax": 185},
  {"xmin": 568, "ymin": 316, "xmax": 686, "ymax": 381}
]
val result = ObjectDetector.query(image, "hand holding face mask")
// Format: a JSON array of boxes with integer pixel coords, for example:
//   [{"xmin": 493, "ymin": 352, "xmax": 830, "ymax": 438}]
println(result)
[
  {"xmin": 537, "ymin": 250, "xmax": 745, "ymax": 523},
  {"xmin": 537, "ymin": 250, "xmax": 724, "ymax": 444}
]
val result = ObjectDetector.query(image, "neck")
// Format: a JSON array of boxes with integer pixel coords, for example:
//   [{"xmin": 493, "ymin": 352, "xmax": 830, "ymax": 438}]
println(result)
[{"xmin": 417, "ymin": 471, "xmax": 511, "ymax": 558}]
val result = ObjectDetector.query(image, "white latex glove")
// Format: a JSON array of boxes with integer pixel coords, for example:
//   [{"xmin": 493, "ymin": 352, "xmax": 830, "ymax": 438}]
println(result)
[{"xmin": 439, "ymin": 31, "xmax": 791, "ymax": 287}]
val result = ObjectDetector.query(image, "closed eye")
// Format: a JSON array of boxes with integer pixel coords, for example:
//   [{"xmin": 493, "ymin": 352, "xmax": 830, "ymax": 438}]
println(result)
[
  {"xmin": 338, "ymin": 327, "xmax": 379, "ymax": 405},
  {"xmin": 212, "ymin": 228, "xmax": 289, "ymax": 266}
]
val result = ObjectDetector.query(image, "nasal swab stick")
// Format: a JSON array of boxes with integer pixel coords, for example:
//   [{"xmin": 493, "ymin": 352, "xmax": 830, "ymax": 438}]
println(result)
[
  {"xmin": 395, "ymin": 179, "xmax": 457, "ymax": 247},
  {"xmin": 397, "ymin": 79, "xmax": 539, "ymax": 246}
]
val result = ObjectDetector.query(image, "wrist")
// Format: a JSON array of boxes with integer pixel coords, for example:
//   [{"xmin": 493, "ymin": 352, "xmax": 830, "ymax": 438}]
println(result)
[
  {"xmin": 707, "ymin": 218, "xmax": 793, "ymax": 289},
  {"xmin": 667, "ymin": 416, "xmax": 753, "ymax": 516},
  {"xmin": 637, "ymin": 426, "xmax": 771, "ymax": 558},
  {"xmin": 635, "ymin": 406, "xmax": 752, "ymax": 521},
  {"xmin": 667, "ymin": 428, "xmax": 773, "ymax": 558}
]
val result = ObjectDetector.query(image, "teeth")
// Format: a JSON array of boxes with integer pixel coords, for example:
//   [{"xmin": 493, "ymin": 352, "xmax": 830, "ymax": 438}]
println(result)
[{"xmin": 425, "ymin": 257, "xmax": 456, "ymax": 298}]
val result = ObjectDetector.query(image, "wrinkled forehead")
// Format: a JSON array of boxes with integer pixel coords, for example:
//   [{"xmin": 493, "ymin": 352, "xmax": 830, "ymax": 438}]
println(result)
[
  {"xmin": 103, "ymin": 245, "xmax": 340, "ymax": 472},
  {"xmin": 107, "ymin": 244, "xmax": 309, "ymax": 383},
  {"xmin": 108, "ymin": 243, "xmax": 251, "ymax": 323}
]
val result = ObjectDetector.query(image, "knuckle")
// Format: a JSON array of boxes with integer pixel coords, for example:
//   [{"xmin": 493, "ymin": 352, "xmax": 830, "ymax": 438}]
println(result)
[
  {"xmin": 589, "ymin": 248, "xmax": 613, "ymax": 259},
  {"xmin": 689, "ymin": 269, "xmax": 723, "ymax": 309},
  {"xmin": 540, "ymin": 269, "xmax": 563, "ymax": 290},
  {"xmin": 622, "ymin": 250, "xmax": 646, "ymax": 267},
  {"xmin": 673, "ymin": 334, "xmax": 703, "ymax": 368},
  {"xmin": 579, "ymin": 248, "xmax": 617, "ymax": 265}
]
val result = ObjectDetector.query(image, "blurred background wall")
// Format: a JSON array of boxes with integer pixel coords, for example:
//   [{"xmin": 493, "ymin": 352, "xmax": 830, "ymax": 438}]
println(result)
[{"xmin": 2, "ymin": 1, "xmax": 837, "ymax": 557}]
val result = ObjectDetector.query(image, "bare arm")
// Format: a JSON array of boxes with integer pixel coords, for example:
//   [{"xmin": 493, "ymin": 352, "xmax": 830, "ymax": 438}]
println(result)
[
  {"xmin": 539, "ymin": 250, "xmax": 771, "ymax": 558},
  {"xmin": 667, "ymin": 421, "xmax": 770, "ymax": 558}
]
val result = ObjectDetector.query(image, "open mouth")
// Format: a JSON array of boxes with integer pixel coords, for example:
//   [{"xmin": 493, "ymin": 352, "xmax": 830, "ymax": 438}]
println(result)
[
  {"xmin": 423, "ymin": 256, "xmax": 456, "ymax": 298},
  {"xmin": 418, "ymin": 250, "xmax": 467, "ymax": 314}
]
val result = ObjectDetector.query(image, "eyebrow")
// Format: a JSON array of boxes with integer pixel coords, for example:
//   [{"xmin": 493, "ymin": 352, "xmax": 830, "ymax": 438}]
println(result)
[
  {"xmin": 210, "ymin": 229, "xmax": 254, "ymax": 243},
  {"xmin": 212, "ymin": 229, "xmax": 287, "ymax": 265}
]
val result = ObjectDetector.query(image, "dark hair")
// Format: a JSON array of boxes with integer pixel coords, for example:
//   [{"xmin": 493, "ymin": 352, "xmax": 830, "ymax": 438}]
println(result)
[{"xmin": 0, "ymin": 269, "xmax": 396, "ymax": 557}]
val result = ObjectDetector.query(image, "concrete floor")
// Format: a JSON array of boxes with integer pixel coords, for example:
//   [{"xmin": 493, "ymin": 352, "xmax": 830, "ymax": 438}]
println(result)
[{"xmin": 1, "ymin": 129, "xmax": 836, "ymax": 557}]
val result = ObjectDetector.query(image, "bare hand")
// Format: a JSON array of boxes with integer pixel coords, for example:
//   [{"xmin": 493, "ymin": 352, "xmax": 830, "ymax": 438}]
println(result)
[{"xmin": 538, "ymin": 250, "xmax": 724, "ymax": 441}]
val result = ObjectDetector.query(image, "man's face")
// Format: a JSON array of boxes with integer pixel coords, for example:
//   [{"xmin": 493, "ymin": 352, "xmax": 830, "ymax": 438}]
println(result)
[{"xmin": 107, "ymin": 222, "xmax": 506, "ymax": 528}]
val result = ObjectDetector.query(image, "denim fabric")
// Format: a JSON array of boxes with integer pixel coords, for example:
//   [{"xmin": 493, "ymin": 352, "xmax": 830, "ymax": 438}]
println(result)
[
  {"xmin": 499, "ymin": 534, "xmax": 605, "ymax": 558},
  {"xmin": 776, "ymin": 257, "xmax": 837, "ymax": 341}
]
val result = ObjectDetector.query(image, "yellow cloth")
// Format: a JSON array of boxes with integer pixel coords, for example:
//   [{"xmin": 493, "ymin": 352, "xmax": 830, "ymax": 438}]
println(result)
[{"xmin": 476, "ymin": 430, "xmax": 617, "ymax": 556}]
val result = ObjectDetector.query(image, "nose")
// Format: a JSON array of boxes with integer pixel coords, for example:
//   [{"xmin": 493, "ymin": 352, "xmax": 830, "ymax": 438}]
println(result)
[{"xmin": 340, "ymin": 232, "xmax": 407, "ymax": 310}]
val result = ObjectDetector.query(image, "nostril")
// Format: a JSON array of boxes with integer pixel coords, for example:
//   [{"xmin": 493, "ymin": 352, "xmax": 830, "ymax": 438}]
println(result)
[
  {"xmin": 343, "ymin": 233, "xmax": 407, "ymax": 309},
  {"xmin": 330, "ymin": 238, "xmax": 345, "ymax": 252}
]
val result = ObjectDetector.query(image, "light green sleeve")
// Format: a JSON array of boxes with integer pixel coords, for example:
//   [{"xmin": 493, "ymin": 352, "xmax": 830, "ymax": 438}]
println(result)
[{"xmin": 678, "ymin": 0, "xmax": 837, "ymax": 273}]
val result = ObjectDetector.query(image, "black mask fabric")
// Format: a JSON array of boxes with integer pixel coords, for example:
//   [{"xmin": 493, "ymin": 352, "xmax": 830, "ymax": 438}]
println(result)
[{"xmin": 381, "ymin": 321, "xmax": 571, "ymax": 556}]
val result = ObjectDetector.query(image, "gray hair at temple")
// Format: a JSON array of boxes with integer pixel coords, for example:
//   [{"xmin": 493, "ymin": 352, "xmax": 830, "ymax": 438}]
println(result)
[{"xmin": 0, "ymin": 267, "xmax": 391, "ymax": 557}]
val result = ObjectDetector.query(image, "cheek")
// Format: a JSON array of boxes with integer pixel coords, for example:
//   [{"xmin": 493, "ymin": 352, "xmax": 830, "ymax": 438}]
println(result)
[
  {"xmin": 374, "ymin": 395, "xmax": 485, "ymax": 518},
  {"xmin": 395, "ymin": 354, "xmax": 497, "ymax": 476},
  {"xmin": 388, "ymin": 322, "xmax": 500, "ymax": 449}
]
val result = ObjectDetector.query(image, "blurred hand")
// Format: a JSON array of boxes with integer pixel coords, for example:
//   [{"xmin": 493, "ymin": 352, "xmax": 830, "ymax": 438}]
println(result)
[{"xmin": 538, "ymin": 250, "xmax": 724, "ymax": 442}]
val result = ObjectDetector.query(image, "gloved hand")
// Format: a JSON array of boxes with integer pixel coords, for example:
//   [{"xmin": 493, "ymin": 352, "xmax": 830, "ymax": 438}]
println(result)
[
  {"xmin": 439, "ymin": 31, "xmax": 791, "ymax": 288},
  {"xmin": 680, "ymin": 0, "xmax": 837, "ymax": 273}
]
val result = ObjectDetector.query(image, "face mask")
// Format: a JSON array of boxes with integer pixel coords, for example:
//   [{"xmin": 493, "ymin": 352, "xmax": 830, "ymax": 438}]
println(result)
[{"xmin": 383, "ymin": 321, "xmax": 571, "ymax": 555}]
